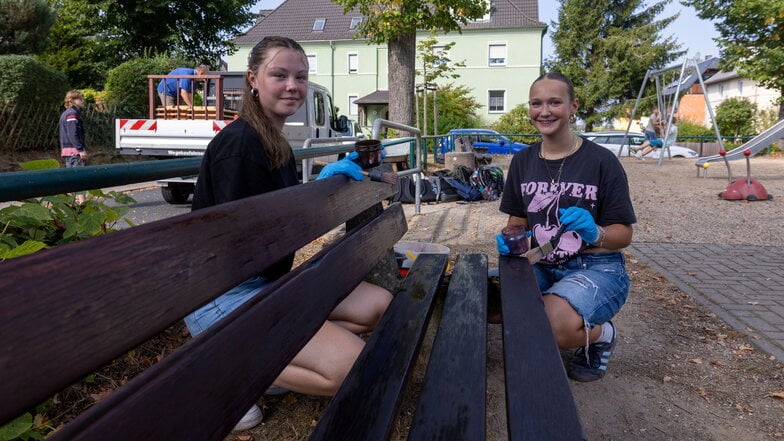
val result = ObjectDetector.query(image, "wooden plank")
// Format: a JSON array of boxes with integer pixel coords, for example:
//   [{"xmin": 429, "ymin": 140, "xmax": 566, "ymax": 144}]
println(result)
[
  {"xmin": 499, "ymin": 256, "xmax": 584, "ymax": 441},
  {"xmin": 0, "ymin": 178, "xmax": 398, "ymax": 425},
  {"xmin": 309, "ymin": 253, "xmax": 449, "ymax": 441},
  {"xmin": 407, "ymin": 253, "xmax": 488, "ymax": 441},
  {"xmin": 47, "ymin": 203, "xmax": 409, "ymax": 440}
]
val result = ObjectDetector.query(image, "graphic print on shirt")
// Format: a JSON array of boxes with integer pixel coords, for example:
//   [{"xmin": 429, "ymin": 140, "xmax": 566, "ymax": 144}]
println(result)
[{"xmin": 523, "ymin": 181, "xmax": 597, "ymax": 263}]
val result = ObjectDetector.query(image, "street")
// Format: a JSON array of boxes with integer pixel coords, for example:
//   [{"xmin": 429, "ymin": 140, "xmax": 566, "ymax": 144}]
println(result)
[{"xmin": 121, "ymin": 186, "xmax": 191, "ymax": 227}]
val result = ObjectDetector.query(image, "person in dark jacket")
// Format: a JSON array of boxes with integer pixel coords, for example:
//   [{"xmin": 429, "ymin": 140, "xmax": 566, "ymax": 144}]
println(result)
[{"xmin": 59, "ymin": 90, "xmax": 88, "ymax": 168}]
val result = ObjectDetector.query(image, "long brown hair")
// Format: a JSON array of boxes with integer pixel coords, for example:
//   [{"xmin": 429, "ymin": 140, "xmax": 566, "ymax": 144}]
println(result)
[{"xmin": 240, "ymin": 36, "xmax": 307, "ymax": 169}]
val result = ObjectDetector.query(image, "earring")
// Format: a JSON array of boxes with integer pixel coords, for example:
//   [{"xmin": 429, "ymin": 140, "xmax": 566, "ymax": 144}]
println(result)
[
  {"xmin": 251, "ymin": 88, "xmax": 259, "ymax": 98},
  {"xmin": 569, "ymin": 114, "xmax": 576, "ymax": 124}
]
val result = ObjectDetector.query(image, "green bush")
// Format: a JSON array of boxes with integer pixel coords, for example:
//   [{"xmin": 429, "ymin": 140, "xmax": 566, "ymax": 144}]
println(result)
[
  {"xmin": 491, "ymin": 103, "xmax": 537, "ymax": 137},
  {"xmin": 716, "ymin": 97, "xmax": 757, "ymax": 138},
  {"xmin": 104, "ymin": 55, "xmax": 195, "ymax": 118},
  {"xmin": 0, "ymin": 55, "xmax": 69, "ymax": 104},
  {"xmin": 677, "ymin": 120, "xmax": 715, "ymax": 139}
]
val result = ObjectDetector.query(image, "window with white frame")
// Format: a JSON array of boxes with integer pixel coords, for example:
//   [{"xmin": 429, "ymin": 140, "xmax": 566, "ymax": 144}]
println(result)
[
  {"xmin": 488, "ymin": 43, "xmax": 507, "ymax": 66},
  {"xmin": 313, "ymin": 19, "xmax": 326, "ymax": 31},
  {"xmin": 737, "ymin": 79, "xmax": 743, "ymax": 94},
  {"xmin": 348, "ymin": 94, "xmax": 358, "ymax": 115},
  {"xmin": 488, "ymin": 90, "xmax": 505, "ymax": 112},
  {"xmin": 348, "ymin": 53, "xmax": 358, "ymax": 74},
  {"xmin": 349, "ymin": 17, "xmax": 362, "ymax": 30},
  {"xmin": 307, "ymin": 54, "xmax": 317, "ymax": 74},
  {"xmin": 432, "ymin": 45, "xmax": 448, "ymax": 67}
]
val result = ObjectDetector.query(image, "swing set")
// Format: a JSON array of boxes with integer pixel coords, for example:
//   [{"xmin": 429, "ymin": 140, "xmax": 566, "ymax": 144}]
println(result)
[{"xmin": 620, "ymin": 55, "xmax": 723, "ymax": 166}]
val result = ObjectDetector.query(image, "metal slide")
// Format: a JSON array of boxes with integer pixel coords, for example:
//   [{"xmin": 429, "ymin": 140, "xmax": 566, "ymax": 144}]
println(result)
[{"xmin": 696, "ymin": 118, "xmax": 784, "ymax": 167}]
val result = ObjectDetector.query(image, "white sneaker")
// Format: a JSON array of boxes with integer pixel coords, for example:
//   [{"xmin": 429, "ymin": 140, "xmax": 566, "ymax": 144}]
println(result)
[
  {"xmin": 634, "ymin": 150, "xmax": 643, "ymax": 159},
  {"xmin": 233, "ymin": 404, "xmax": 263, "ymax": 431}
]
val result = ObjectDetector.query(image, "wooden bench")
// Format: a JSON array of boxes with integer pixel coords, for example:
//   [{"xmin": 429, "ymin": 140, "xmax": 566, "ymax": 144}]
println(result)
[{"xmin": 0, "ymin": 176, "xmax": 583, "ymax": 440}]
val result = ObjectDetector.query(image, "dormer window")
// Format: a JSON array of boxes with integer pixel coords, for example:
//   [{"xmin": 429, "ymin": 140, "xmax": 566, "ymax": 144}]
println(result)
[
  {"xmin": 313, "ymin": 19, "xmax": 326, "ymax": 31},
  {"xmin": 349, "ymin": 17, "xmax": 362, "ymax": 30}
]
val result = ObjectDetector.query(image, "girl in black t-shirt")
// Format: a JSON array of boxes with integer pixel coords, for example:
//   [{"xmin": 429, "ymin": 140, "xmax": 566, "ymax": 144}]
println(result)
[
  {"xmin": 185, "ymin": 36, "xmax": 391, "ymax": 431},
  {"xmin": 498, "ymin": 72, "xmax": 636, "ymax": 382}
]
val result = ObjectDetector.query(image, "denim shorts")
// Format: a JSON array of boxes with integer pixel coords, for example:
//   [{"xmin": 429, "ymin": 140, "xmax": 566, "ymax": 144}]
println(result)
[
  {"xmin": 183, "ymin": 276, "xmax": 271, "ymax": 337},
  {"xmin": 533, "ymin": 252, "xmax": 629, "ymax": 327},
  {"xmin": 644, "ymin": 129, "xmax": 657, "ymax": 141}
]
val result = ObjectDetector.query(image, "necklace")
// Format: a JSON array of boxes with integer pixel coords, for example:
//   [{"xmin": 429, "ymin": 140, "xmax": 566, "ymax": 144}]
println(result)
[{"xmin": 540, "ymin": 136, "xmax": 579, "ymax": 185}]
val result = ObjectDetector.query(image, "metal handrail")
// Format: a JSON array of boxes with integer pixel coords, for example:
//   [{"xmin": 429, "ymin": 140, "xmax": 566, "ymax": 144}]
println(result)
[
  {"xmin": 371, "ymin": 119, "xmax": 423, "ymax": 214},
  {"xmin": 0, "ymin": 144, "xmax": 368, "ymax": 203}
]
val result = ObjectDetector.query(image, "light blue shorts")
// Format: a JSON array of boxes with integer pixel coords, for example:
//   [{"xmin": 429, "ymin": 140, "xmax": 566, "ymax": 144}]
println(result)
[
  {"xmin": 533, "ymin": 252, "xmax": 629, "ymax": 327},
  {"xmin": 184, "ymin": 276, "xmax": 271, "ymax": 337}
]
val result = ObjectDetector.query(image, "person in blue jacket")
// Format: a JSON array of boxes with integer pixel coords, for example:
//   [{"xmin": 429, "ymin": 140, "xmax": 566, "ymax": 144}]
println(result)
[
  {"xmin": 59, "ymin": 90, "xmax": 88, "ymax": 168},
  {"xmin": 157, "ymin": 64, "xmax": 209, "ymax": 107}
]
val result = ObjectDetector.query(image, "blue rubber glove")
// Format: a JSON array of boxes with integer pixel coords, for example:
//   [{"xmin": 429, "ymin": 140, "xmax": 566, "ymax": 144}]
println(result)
[
  {"xmin": 317, "ymin": 158, "xmax": 364, "ymax": 181},
  {"xmin": 558, "ymin": 206, "xmax": 599, "ymax": 243},
  {"xmin": 344, "ymin": 151, "xmax": 359, "ymax": 161},
  {"xmin": 496, "ymin": 234, "xmax": 512, "ymax": 255}
]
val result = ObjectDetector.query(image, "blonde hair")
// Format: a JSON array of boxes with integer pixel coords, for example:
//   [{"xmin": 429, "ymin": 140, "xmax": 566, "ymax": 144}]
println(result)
[
  {"xmin": 63, "ymin": 90, "xmax": 84, "ymax": 108},
  {"xmin": 240, "ymin": 36, "xmax": 307, "ymax": 169}
]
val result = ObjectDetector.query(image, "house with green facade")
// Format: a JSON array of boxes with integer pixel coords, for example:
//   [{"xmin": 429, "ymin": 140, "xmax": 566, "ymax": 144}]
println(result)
[{"xmin": 228, "ymin": 0, "xmax": 545, "ymax": 133}]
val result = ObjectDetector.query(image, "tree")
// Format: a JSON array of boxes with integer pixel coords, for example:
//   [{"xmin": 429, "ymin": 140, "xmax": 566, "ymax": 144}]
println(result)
[
  {"xmin": 683, "ymin": 0, "xmax": 784, "ymax": 120},
  {"xmin": 0, "ymin": 0, "xmax": 55, "ymax": 55},
  {"xmin": 416, "ymin": 31, "xmax": 465, "ymax": 136},
  {"xmin": 333, "ymin": 0, "xmax": 489, "ymax": 128},
  {"xmin": 546, "ymin": 0, "xmax": 682, "ymax": 131},
  {"xmin": 418, "ymin": 83, "xmax": 482, "ymax": 134},
  {"xmin": 491, "ymin": 103, "xmax": 537, "ymax": 136},
  {"xmin": 39, "ymin": 0, "xmax": 257, "ymax": 88},
  {"xmin": 715, "ymin": 97, "xmax": 757, "ymax": 138},
  {"xmin": 38, "ymin": 0, "xmax": 106, "ymax": 88}
]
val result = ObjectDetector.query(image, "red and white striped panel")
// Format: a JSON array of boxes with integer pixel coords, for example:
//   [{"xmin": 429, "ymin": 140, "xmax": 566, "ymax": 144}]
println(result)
[
  {"xmin": 119, "ymin": 119, "xmax": 158, "ymax": 131},
  {"xmin": 213, "ymin": 120, "xmax": 234, "ymax": 132}
]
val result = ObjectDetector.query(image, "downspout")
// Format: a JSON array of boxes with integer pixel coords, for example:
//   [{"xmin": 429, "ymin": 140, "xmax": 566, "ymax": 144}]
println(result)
[{"xmin": 330, "ymin": 40, "xmax": 335, "ymax": 98}]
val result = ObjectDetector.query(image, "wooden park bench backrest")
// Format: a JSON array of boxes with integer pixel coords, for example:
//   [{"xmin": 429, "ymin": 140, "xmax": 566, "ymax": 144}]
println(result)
[{"xmin": 0, "ymin": 177, "xmax": 404, "ymax": 440}]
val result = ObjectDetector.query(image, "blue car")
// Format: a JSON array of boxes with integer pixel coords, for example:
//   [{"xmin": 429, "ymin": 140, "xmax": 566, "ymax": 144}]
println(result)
[{"xmin": 436, "ymin": 129, "xmax": 529, "ymax": 163}]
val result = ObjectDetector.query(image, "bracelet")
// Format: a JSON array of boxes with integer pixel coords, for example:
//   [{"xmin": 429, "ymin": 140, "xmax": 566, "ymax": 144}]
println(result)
[{"xmin": 591, "ymin": 226, "xmax": 606, "ymax": 248}]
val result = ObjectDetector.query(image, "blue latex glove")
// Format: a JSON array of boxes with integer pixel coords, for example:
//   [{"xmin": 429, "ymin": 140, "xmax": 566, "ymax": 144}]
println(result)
[
  {"xmin": 558, "ymin": 206, "xmax": 599, "ymax": 243},
  {"xmin": 317, "ymin": 157, "xmax": 364, "ymax": 181},
  {"xmin": 344, "ymin": 151, "xmax": 359, "ymax": 161},
  {"xmin": 496, "ymin": 234, "xmax": 512, "ymax": 255}
]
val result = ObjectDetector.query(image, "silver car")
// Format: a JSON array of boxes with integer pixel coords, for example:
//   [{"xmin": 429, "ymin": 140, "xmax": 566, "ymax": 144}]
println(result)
[{"xmin": 582, "ymin": 131, "xmax": 699, "ymax": 159}]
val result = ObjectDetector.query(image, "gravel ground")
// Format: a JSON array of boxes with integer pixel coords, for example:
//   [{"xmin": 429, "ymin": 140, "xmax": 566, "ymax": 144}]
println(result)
[{"xmin": 623, "ymin": 155, "xmax": 784, "ymax": 247}]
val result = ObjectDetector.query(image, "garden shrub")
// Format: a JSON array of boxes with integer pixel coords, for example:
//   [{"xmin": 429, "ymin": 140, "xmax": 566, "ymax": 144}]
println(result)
[{"xmin": 0, "ymin": 55, "xmax": 69, "ymax": 104}]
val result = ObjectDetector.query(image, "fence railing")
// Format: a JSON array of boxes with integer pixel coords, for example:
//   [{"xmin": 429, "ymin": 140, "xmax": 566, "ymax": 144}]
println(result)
[{"xmin": 0, "ymin": 101, "xmax": 128, "ymax": 154}]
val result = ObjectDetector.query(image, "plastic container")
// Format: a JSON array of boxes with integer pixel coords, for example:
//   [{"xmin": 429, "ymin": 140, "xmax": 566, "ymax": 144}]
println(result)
[{"xmin": 393, "ymin": 241, "xmax": 451, "ymax": 269}]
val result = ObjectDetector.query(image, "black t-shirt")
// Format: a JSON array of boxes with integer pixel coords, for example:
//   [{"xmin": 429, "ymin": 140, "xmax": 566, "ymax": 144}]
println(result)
[
  {"xmin": 192, "ymin": 118, "xmax": 299, "ymax": 279},
  {"xmin": 499, "ymin": 139, "xmax": 636, "ymax": 265}
]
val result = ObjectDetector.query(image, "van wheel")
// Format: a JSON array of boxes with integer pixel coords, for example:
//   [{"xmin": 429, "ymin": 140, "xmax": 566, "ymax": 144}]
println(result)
[{"xmin": 161, "ymin": 183, "xmax": 193, "ymax": 204}]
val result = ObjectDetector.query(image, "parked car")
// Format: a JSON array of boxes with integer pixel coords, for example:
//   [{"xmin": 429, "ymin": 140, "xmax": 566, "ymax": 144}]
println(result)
[
  {"xmin": 339, "ymin": 118, "xmax": 365, "ymax": 139},
  {"xmin": 436, "ymin": 129, "xmax": 529, "ymax": 163},
  {"xmin": 582, "ymin": 131, "xmax": 698, "ymax": 159}
]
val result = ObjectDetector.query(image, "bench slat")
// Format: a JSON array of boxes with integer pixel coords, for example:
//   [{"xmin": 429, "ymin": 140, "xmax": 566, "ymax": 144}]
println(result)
[
  {"xmin": 47, "ymin": 203, "xmax": 408, "ymax": 440},
  {"xmin": 0, "ymin": 178, "xmax": 396, "ymax": 425},
  {"xmin": 309, "ymin": 253, "xmax": 449, "ymax": 441},
  {"xmin": 407, "ymin": 253, "xmax": 488, "ymax": 441},
  {"xmin": 499, "ymin": 256, "xmax": 584, "ymax": 441}
]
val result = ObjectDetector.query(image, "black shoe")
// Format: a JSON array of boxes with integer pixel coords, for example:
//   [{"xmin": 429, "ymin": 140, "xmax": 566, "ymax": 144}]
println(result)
[{"xmin": 567, "ymin": 322, "xmax": 616, "ymax": 382}]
